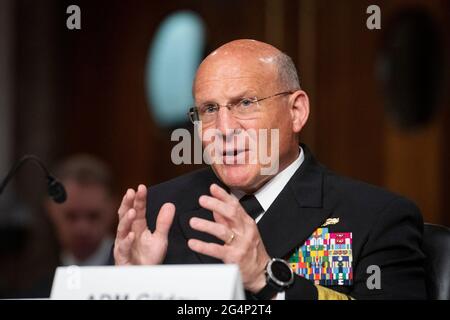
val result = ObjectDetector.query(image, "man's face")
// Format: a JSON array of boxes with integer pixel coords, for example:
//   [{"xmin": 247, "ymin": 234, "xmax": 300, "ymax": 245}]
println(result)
[
  {"xmin": 194, "ymin": 52, "xmax": 300, "ymax": 193},
  {"xmin": 47, "ymin": 180, "xmax": 115, "ymax": 261}
]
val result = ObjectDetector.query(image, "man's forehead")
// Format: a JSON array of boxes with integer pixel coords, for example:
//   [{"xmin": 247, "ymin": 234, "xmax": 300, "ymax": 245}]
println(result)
[
  {"xmin": 200, "ymin": 54, "xmax": 274, "ymax": 74},
  {"xmin": 194, "ymin": 74, "xmax": 273, "ymax": 101},
  {"xmin": 193, "ymin": 40, "xmax": 283, "ymax": 96},
  {"xmin": 195, "ymin": 57, "xmax": 276, "ymax": 91},
  {"xmin": 198, "ymin": 40, "xmax": 280, "ymax": 73},
  {"xmin": 202, "ymin": 48, "xmax": 278, "ymax": 72},
  {"xmin": 195, "ymin": 72, "xmax": 269, "ymax": 87}
]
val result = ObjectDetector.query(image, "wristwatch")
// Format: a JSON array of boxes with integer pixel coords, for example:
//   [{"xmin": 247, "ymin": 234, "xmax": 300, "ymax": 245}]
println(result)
[{"xmin": 253, "ymin": 258, "xmax": 294, "ymax": 300}]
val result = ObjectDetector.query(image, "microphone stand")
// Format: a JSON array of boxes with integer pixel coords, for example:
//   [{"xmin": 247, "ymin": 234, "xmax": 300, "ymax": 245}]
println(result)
[{"xmin": 0, "ymin": 155, "xmax": 67, "ymax": 204}]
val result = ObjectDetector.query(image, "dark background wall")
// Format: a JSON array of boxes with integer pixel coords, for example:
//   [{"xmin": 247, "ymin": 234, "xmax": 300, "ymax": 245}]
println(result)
[{"xmin": 1, "ymin": 0, "xmax": 449, "ymax": 294}]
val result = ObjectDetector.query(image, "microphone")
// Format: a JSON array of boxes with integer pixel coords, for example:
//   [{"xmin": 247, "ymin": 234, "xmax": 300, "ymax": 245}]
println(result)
[{"xmin": 0, "ymin": 155, "xmax": 67, "ymax": 203}]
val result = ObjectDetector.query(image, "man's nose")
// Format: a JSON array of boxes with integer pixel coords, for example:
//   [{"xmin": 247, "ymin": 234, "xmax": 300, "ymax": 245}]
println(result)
[
  {"xmin": 72, "ymin": 216, "xmax": 90, "ymax": 230},
  {"xmin": 214, "ymin": 107, "xmax": 242, "ymax": 141}
]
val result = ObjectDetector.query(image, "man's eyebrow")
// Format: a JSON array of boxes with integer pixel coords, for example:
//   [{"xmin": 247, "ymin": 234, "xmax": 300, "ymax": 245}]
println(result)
[
  {"xmin": 195, "ymin": 98, "xmax": 225, "ymax": 107},
  {"xmin": 233, "ymin": 90, "xmax": 259, "ymax": 99},
  {"xmin": 197, "ymin": 90, "xmax": 259, "ymax": 105}
]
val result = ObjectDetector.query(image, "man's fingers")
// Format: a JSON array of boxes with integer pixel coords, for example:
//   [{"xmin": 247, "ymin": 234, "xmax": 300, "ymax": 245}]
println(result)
[
  {"xmin": 199, "ymin": 195, "xmax": 235, "ymax": 221},
  {"xmin": 188, "ymin": 239, "xmax": 225, "ymax": 260},
  {"xmin": 117, "ymin": 232, "xmax": 135, "ymax": 259},
  {"xmin": 154, "ymin": 203, "xmax": 176, "ymax": 238},
  {"xmin": 118, "ymin": 189, "xmax": 135, "ymax": 218},
  {"xmin": 190, "ymin": 217, "xmax": 231, "ymax": 243},
  {"xmin": 213, "ymin": 211, "xmax": 229, "ymax": 226},
  {"xmin": 117, "ymin": 209, "xmax": 136, "ymax": 239},
  {"xmin": 210, "ymin": 184, "xmax": 235, "ymax": 203},
  {"xmin": 133, "ymin": 184, "xmax": 147, "ymax": 219}
]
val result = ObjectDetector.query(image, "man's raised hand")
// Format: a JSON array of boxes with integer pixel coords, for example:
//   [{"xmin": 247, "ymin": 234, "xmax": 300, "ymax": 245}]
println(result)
[{"xmin": 114, "ymin": 184, "xmax": 175, "ymax": 265}]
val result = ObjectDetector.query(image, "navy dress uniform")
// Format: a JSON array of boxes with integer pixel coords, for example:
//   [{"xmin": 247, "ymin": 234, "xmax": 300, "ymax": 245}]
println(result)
[{"xmin": 122, "ymin": 144, "xmax": 426, "ymax": 300}]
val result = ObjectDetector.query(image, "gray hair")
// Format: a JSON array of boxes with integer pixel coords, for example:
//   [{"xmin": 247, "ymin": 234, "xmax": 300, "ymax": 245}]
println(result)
[{"xmin": 274, "ymin": 52, "xmax": 301, "ymax": 90}]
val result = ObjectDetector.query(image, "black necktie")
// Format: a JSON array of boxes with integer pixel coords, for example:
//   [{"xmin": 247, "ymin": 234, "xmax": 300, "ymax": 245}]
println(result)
[{"xmin": 239, "ymin": 194, "xmax": 264, "ymax": 220}]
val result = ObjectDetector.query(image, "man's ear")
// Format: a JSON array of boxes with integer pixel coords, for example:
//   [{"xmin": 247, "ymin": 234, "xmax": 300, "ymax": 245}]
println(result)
[{"xmin": 290, "ymin": 90, "xmax": 310, "ymax": 133}]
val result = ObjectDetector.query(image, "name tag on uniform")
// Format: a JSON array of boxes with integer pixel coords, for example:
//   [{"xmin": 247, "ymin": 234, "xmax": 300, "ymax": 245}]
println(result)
[{"xmin": 289, "ymin": 228, "xmax": 353, "ymax": 286}]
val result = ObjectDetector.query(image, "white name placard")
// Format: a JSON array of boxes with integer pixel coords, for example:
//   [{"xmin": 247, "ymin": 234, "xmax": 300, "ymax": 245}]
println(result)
[{"xmin": 50, "ymin": 264, "xmax": 244, "ymax": 300}]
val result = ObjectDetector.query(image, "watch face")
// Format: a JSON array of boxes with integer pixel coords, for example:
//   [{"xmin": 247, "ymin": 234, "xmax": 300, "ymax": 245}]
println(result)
[{"xmin": 271, "ymin": 260, "xmax": 293, "ymax": 283}]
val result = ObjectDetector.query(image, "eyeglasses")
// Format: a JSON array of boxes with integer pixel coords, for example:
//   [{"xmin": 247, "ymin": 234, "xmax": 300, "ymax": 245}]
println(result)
[{"xmin": 187, "ymin": 91, "xmax": 295, "ymax": 124}]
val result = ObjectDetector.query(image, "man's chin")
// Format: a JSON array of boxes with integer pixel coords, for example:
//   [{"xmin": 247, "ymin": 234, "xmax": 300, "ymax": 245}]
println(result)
[
  {"xmin": 213, "ymin": 163, "xmax": 259, "ymax": 190},
  {"xmin": 72, "ymin": 244, "xmax": 97, "ymax": 261}
]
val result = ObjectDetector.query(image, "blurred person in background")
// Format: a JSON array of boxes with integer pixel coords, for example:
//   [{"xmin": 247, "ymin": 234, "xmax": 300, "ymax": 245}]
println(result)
[
  {"xmin": 22, "ymin": 154, "xmax": 117, "ymax": 297},
  {"xmin": 47, "ymin": 154, "xmax": 117, "ymax": 266}
]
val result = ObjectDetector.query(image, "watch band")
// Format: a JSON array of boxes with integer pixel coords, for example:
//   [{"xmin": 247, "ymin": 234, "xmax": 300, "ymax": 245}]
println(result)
[
  {"xmin": 252, "ymin": 281, "xmax": 280, "ymax": 300},
  {"xmin": 252, "ymin": 258, "xmax": 294, "ymax": 300}
]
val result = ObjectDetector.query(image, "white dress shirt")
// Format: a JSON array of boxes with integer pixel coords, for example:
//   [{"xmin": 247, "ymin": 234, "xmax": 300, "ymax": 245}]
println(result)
[{"xmin": 231, "ymin": 147, "xmax": 305, "ymax": 299}]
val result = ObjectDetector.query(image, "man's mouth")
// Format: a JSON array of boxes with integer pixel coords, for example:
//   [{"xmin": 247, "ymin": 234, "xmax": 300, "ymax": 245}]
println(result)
[
  {"xmin": 223, "ymin": 149, "xmax": 247, "ymax": 157},
  {"xmin": 221, "ymin": 149, "xmax": 250, "ymax": 165}
]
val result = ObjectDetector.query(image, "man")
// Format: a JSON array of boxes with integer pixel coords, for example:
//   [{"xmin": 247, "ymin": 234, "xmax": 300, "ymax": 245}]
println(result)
[
  {"xmin": 48, "ymin": 154, "xmax": 116, "ymax": 267},
  {"xmin": 113, "ymin": 40, "xmax": 426, "ymax": 299},
  {"xmin": 24, "ymin": 154, "xmax": 117, "ymax": 298}
]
